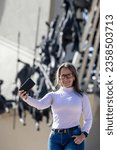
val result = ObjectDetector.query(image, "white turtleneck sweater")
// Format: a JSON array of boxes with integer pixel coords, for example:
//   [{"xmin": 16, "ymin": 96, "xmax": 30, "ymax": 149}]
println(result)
[{"xmin": 26, "ymin": 87, "xmax": 92, "ymax": 133}]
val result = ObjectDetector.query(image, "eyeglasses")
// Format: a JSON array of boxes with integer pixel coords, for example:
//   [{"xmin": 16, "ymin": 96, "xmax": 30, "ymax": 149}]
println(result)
[{"xmin": 59, "ymin": 73, "xmax": 73, "ymax": 80}]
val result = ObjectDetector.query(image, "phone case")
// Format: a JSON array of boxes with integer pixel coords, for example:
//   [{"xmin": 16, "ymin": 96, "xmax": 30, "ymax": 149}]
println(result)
[{"xmin": 19, "ymin": 78, "xmax": 35, "ymax": 92}]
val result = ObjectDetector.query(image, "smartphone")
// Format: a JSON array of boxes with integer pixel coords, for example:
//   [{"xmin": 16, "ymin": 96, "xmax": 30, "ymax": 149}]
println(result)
[{"xmin": 19, "ymin": 78, "xmax": 35, "ymax": 93}]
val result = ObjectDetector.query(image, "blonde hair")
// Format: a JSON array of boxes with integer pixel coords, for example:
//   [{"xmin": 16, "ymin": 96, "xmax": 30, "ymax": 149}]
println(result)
[{"xmin": 55, "ymin": 62, "xmax": 83, "ymax": 95}]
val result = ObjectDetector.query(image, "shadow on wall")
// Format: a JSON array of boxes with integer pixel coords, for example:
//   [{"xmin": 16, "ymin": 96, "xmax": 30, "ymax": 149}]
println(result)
[{"xmin": 0, "ymin": 0, "xmax": 6, "ymax": 23}]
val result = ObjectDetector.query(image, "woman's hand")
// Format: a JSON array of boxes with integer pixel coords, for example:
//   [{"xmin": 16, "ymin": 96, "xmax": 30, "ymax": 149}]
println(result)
[
  {"xmin": 72, "ymin": 133, "xmax": 85, "ymax": 144},
  {"xmin": 19, "ymin": 90, "xmax": 28, "ymax": 101}
]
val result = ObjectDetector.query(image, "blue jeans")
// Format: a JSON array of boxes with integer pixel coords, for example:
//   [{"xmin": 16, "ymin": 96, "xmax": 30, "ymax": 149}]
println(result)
[{"xmin": 48, "ymin": 127, "xmax": 84, "ymax": 150}]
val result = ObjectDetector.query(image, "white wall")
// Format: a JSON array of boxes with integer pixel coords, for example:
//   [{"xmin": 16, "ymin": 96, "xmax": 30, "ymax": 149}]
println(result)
[
  {"xmin": 0, "ymin": 0, "xmax": 51, "ymax": 98},
  {"xmin": 0, "ymin": 0, "xmax": 51, "ymax": 50},
  {"xmin": 0, "ymin": 37, "xmax": 34, "ymax": 99}
]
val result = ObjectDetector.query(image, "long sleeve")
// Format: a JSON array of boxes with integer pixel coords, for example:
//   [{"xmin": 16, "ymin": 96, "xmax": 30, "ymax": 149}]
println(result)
[
  {"xmin": 81, "ymin": 94, "xmax": 93, "ymax": 134},
  {"xmin": 26, "ymin": 92, "xmax": 53, "ymax": 110}
]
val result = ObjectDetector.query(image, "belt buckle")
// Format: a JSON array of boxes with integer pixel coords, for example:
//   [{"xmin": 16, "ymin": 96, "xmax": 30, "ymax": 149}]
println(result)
[
  {"xmin": 57, "ymin": 129, "xmax": 67, "ymax": 133},
  {"xmin": 58, "ymin": 129, "xmax": 62, "ymax": 133},
  {"xmin": 63, "ymin": 129, "xmax": 67, "ymax": 133}
]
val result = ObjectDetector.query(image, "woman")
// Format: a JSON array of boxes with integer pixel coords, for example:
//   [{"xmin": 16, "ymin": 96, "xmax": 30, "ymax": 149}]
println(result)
[{"xmin": 19, "ymin": 62, "xmax": 92, "ymax": 150}]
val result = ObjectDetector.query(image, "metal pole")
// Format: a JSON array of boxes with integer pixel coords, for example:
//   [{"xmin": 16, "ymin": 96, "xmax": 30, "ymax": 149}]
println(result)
[
  {"xmin": 13, "ymin": 32, "xmax": 20, "ymax": 129},
  {"xmin": 33, "ymin": 7, "xmax": 41, "ymax": 67}
]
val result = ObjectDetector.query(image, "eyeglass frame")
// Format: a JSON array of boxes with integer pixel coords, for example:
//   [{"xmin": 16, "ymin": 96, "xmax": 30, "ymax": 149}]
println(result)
[{"xmin": 59, "ymin": 73, "xmax": 74, "ymax": 80}]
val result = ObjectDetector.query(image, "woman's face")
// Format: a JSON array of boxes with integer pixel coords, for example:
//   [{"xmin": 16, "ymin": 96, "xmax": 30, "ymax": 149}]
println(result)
[{"xmin": 59, "ymin": 67, "xmax": 75, "ymax": 88}]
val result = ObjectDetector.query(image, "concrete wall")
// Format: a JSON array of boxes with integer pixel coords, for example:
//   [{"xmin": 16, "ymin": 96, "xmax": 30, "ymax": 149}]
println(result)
[
  {"xmin": 0, "ymin": 0, "xmax": 51, "ymax": 98},
  {"xmin": 0, "ymin": 0, "xmax": 51, "ymax": 50},
  {"xmin": 0, "ymin": 37, "xmax": 34, "ymax": 99}
]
